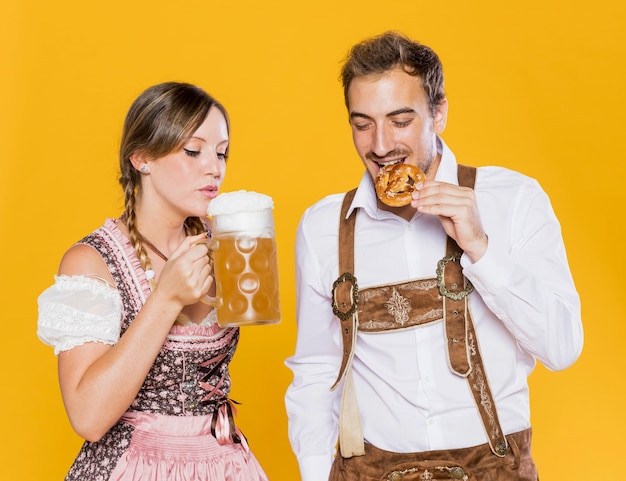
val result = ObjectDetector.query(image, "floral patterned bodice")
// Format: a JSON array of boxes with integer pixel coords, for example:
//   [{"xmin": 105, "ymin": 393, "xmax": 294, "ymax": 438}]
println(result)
[{"xmin": 80, "ymin": 218, "xmax": 239, "ymax": 417}]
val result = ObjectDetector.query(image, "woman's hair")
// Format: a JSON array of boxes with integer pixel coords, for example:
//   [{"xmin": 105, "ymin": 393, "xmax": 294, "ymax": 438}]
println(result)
[
  {"xmin": 118, "ymin": 82, "xmax": 229, "ymax": 277},
  {"xmin": 340, "ymin": 31, "xmax": 445, "ymax": 116}
]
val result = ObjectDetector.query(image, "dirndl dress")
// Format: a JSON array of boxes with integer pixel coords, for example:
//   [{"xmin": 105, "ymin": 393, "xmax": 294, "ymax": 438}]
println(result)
[{"xmin": 37, "ymin": 219, "xmax": 269, "ymax": 481}]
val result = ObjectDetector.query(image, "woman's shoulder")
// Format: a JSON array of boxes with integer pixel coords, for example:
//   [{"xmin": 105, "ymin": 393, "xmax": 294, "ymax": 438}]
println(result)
[
  {"xmin": 59, "ymin": 243, "xmax": 112, "ymax": 284},
  {"xmin": 58, "ymin": 220, "xmax": 117, "ymax": 284}
]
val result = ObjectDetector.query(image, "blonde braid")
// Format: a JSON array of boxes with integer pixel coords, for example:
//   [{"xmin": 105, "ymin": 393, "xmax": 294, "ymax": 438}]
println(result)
[
  {"xmin": 124, "ymin": 186, "xmax": 156, "ymax": 290},
  {"xmin": 125, "ymin": 189, "xmax": 191, "ymax": 324}
]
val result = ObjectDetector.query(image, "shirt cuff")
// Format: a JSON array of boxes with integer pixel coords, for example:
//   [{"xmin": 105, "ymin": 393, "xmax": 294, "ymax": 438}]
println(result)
[{"xmin": 297, "ymin": 454, "xmax": 334, "ymax": 481}]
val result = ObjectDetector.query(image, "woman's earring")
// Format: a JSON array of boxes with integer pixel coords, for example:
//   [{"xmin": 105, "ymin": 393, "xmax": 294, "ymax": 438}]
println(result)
[{"xmin": 140, "ymin": 165, "xmax": 150, "ymax": 174}]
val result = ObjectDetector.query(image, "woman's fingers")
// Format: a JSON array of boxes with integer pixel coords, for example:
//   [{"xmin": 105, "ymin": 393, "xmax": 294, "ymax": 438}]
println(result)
[{"xmin": 157, "ymin": 233, "xmax": 214, "ymax": 305}]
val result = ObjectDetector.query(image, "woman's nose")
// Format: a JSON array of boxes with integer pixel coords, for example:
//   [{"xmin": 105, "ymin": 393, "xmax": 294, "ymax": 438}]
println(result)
[{"xmin": 202, "ymin": 152, "xmax": 221, "ymax": 176}]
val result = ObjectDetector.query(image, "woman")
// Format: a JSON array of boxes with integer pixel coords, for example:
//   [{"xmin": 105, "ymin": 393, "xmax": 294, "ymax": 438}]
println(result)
[{"xmin": 37, "ymin": 82, "xmax": 269, "ymax": 480}]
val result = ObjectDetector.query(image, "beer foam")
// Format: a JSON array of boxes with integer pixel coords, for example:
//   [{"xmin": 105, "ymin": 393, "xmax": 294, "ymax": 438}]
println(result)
[
  {"xmin": 207, "ymin": 190, "xmax": 275, "ymax": 237},
  {"xmin": 207, "ymin": 190, "xmax": 274, "ymax": 216}
]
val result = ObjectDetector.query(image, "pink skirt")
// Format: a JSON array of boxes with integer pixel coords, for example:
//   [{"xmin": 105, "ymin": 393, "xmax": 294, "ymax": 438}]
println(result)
[{"xmin": 109, "ymin": 412, "xmax": 269, "ymax": 481}]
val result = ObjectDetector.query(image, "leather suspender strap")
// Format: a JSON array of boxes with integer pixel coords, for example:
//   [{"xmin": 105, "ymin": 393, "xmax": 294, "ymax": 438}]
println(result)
[
  {"xmin": 330, "ymin": 188, "xmax": 364, "ymax": 457},
  {"xmin": 331, "ymin": 188, "xmax": 359, "ymax": 391},
  {"xmin": 457, "ymin": 162, "xmax": 476, "ymax": 191},
  {"xmin": 439, "ymin": 165, "xmax": 508, "ymax": 457},
  {"xmin": 442, "ymin": 172, "xmax": 474, "ymax": 377},
  {"xmin": 338, "ymin": 188, "xmax": 357, "ymax": 276}
]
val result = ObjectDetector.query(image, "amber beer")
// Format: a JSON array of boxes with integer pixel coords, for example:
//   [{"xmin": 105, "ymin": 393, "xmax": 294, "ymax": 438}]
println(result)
[
  {"xmin": 212, "ymin": 235, "xmax": 280, "ymax": 327},
  {"xmin": 206, "ymin": 190, "xmax": 281, "ymax": 327}
]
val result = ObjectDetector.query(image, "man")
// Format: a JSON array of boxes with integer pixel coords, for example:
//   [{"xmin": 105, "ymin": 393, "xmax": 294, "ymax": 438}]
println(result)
[{"xmin": 284, "ymin": 31, "xmax": 583, "ymax": 481}]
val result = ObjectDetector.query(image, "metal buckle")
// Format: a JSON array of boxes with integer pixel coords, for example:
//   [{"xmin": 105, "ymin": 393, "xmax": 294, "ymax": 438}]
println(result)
[
  {"xmin": 436, "ymin": 253, "xmax": 474, "ymax": 301},
  {"xmin": 331, "ymin": 272, "xmax": 359, "ymax": 321}
]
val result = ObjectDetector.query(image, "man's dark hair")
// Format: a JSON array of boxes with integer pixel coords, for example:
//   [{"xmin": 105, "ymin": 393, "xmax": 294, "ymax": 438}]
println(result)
[{"xmin": 341, "ymin": 31, "xmax": 445, "ymax": 116}]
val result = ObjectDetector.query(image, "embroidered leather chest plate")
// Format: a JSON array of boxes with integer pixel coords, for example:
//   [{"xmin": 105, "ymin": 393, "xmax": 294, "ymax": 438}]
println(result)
[{"xmin": 357, "ymin": 278, "xmax": 443, "ymax": 332}]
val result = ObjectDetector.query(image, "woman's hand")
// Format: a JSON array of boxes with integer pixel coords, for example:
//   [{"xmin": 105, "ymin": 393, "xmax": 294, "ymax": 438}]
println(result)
[{"xmin": 153, "ymin": 233, "xmax": 214, "ymax": 308}]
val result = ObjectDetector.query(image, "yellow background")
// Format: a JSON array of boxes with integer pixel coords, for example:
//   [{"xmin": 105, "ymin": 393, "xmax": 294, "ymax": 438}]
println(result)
[{"xmin": 2, "ymin": 0, "xmax": 624, "ymax": 479}]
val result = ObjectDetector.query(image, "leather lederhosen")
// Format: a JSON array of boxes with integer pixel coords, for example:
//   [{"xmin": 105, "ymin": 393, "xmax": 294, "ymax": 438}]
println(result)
[
  {"xmin": 329, "ymin": 165, "xmax": 510, "ymax": 462},
  {"xmin": 330, "ymin": 429, "xmax": 538, "ymax": 481}
]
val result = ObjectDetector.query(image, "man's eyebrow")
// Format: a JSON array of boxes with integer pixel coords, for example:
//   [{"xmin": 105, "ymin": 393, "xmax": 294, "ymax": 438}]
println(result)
[
  {"xmin": 349, "ymin": 112, "xmax": 372, "ymax": 121},
  {"xmin": 387, "ymin": 108, "xmax": 416, "ymax": 116},
  {"xmin": 349, "ymin": 108, "xmax": 416, "ymax": 121}
]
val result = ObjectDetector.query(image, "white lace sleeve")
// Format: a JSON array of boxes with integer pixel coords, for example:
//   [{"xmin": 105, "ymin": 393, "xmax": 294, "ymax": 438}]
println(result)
[{"xmin": 37, "ymin": 275, "xmax": 123, "ymax": 355}]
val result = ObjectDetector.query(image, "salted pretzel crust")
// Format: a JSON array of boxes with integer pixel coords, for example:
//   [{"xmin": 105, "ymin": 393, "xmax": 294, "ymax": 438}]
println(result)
[{"xmin": 375, "ymin": 164, "xmax": 425, "ymax": 207}]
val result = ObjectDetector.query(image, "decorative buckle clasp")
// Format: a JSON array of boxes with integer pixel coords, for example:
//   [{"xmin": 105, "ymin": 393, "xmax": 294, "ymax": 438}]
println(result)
[
  {"xmin": 436, "ymin": 253, "xmax": 474, "ymax": 301},
  {"xmin": 331, "ymin": 272, "xmax": 359, "ymax": 321}
]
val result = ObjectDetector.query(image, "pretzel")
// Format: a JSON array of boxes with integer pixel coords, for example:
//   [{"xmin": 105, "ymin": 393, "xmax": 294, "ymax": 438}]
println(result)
[{"xmin": 375, "ymin": 163, "xmax": 425, "ymax": 207}]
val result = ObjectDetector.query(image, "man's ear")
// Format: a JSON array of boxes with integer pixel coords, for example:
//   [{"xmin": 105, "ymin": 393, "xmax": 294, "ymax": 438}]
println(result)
[{"xmin": 433, "ymin": 97, "xmax": 448, "ymax": 135}]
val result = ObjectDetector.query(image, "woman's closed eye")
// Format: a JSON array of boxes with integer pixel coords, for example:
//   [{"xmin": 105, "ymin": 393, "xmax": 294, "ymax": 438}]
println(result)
[{"xmin": 183, "ymin": 148, "xmax": 200, "ymax": 157}]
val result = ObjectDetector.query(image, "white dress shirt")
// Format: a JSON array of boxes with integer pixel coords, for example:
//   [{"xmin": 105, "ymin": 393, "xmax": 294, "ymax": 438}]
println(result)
[{"xmin": 284, "ymin": 138, "xmax": 583, "ymax": 481}]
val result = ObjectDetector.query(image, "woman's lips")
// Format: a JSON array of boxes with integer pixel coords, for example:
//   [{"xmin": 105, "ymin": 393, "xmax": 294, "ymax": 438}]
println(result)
[{"xmin": 200, "ymin": 186, "xmax": 218, "ymax": 199}]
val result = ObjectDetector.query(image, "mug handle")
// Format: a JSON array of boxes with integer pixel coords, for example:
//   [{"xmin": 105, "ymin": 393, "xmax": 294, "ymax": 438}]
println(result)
[
  {"xmin": 194, "ymin": 238, "xmax": 223, "ymax": 307},
  {"xmin": 201, "ymin": 295, "xmax": 223, "ymax": 307}
]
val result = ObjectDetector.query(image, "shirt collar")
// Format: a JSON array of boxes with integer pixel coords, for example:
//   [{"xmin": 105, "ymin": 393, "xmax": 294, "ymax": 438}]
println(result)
[{"xmin": 346, "ymin": 137, "xmax": 459, "ymax": 220}]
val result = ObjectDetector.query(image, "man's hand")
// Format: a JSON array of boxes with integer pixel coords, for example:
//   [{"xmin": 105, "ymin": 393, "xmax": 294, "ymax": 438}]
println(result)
[{"xmin": 411, "ymin": 181, "xmax": 488, "ymax": 262}]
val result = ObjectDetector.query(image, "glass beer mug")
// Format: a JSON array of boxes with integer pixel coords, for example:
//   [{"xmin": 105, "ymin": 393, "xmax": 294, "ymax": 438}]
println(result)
[{"xmin": 203, "ymin": 190, "xmax": 281, "ymax": 327}]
